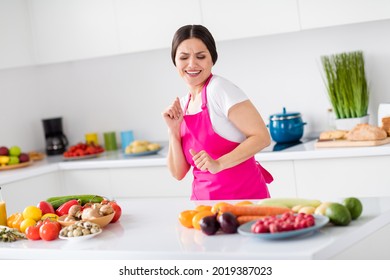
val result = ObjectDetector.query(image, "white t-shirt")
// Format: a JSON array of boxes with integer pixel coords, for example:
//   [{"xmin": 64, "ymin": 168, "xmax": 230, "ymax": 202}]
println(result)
[{"xmin": 180, "ymin": 75, "xmax": 248, "ymax": 143}]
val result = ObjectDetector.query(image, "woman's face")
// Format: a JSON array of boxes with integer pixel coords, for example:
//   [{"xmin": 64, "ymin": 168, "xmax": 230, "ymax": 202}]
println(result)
[{"xmin": 175, "ymin": 38, "xmax": 213, "ymax": 93}]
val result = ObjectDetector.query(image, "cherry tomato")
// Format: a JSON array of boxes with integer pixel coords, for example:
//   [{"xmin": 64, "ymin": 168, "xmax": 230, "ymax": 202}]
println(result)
[
  {"xmin": 25, "ymin": 225, "xmax": 41, "ymax": 240},
  {"xmin": 43, "ymin": 219, "xmax": 62, "ymax": 232},
  {"xmin": 39, "ymin": 222, "xmax": 60, "ymax": 241},
  {"xmin": 109, "ymin": 202, "xmax": 122, "ymax": 223}
]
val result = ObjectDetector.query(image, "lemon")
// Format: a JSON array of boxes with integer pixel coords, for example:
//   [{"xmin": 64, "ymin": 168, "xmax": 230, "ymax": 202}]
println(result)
[
  {"xmin": 325, "ymin": 203, "xmax": 351, "ymax": 226},
  {"xmin": 343, "ymin": 197, "xmax": 363, "ymax": 220},
  {"xmin": 23, "ymin": 206, "xmax": 42, "ymax": 221},
  {"xmin": 19, "ymin": 218, "xmax": 36, "ymax": 233},
  {"xmin": 41, "ymin": 213, "xmax": 59, "ymax": 221}
]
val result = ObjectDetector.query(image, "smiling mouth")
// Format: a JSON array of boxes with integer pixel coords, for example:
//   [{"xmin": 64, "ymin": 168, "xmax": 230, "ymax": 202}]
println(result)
[{"xmin": 185, "ymin": 70, "xmax": 201, "ymax": 77}]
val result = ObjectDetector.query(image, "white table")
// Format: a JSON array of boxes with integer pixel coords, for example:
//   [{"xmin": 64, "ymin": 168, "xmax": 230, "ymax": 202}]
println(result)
[{"xmin": 1, "ymin": 196, "xmax": 390, "ymax": 260}]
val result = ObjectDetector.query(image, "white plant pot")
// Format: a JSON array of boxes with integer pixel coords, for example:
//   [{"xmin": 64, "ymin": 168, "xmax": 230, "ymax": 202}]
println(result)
[{"xmin": 335, "ymin": 115, "xmax": 369, "ymax": 130}]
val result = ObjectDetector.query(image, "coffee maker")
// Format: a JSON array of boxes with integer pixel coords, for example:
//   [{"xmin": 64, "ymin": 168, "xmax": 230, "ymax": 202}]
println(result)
[{"xmin": 42, "ymin": 117, "xmax": 68, "ymax": 155}]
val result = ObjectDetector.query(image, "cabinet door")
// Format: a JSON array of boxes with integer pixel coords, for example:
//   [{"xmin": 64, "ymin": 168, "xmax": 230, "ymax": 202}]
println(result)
[
  {"xmin": 1, "ymin": 172, "xmax": 61, "ymax": 215},
  {"xmin": 261, "ymin": 161, "xmax": 297, "ymax": 197},
  {"xmin": 299, "ymin": 0, "xmax": 390, "ymax": 29},
  {"xmin": 30, "ymin": 0, "xmax": 118, "ymax": 64},
  {"xmin": 109, "ymin": 166, "xmax": 192, "ymax": 198},
  {"xmin": 0, "ymin": 0, "xmax": 34, "ymax": 69},
  {"xmin": 61, "ymin": 169, "xmax": 112, "ymax": 198},
  {"xmin": 201, "ymin": 0, "xmax": 300, "ymax": 41},
  {"xmin": 294, "ymin": 156, "xmax": 390, "ymax": 199},
  {"xmin": 114, "ymin": 0, "xmax": 202, "ymax": 53}
]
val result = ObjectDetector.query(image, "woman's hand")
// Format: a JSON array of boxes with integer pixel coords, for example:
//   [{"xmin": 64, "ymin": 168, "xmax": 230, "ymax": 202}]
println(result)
[
  {"xmin": 190, "ymin": 149, "xmax": 222, "ymax": 174},
  {"xmin": 162, "ymin": 97, "xmax": 183, "ymax": 135}
]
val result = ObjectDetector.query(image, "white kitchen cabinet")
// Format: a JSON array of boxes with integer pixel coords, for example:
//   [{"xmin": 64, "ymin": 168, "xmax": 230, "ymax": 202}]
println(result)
[
  {"xmin": 298, "ymin": 0, "xmax": 390, "ymax": 30},
  {"xmin": 29, "ymin": 0, "xmax": 118, "ymax": 64},
  {"xmin": 200, "ymin": 0, "xmax": 300, "ymax": 42},
  {"xmin": 60, "ymin": 166, "xmax": 191, "ymax": 199},
  {"xmin": 294, "ymin": 155, "xmax": 390, "ymax": 199},
  {"xmin": 261, "ymin": 160, "xmax": 297, "ymax": 197},
  {"xmin": 60, "ymin": 169, "xmax": 112, "ymax": 198},
  {"xmin": 109, "ymin": 166, "xmax": 191, "ymax": 198},
  {"xmin": 0, "ymin": 0, "xmax": 34, "ymax": 69},
  {"xmin": 114, "ymin": 0, "xmax": 202, "ymax": 53},
  {"xmin": 1, "ymin": 172, "xmax": 62, "ymax": 214}
]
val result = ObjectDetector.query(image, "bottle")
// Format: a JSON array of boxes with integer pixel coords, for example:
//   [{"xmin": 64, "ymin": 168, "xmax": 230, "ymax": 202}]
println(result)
[{"xmin": 0, "ymin": 187, "xmax": 7, "ymax": 226}]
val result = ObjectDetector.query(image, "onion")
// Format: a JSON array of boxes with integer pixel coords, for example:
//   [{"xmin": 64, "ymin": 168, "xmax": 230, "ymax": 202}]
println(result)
[{"xmin": 81, "ymin": 208, "xmax": 101, "ymax": 220}]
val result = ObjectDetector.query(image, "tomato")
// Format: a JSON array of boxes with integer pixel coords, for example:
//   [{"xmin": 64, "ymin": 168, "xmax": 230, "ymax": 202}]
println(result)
[
  {"xmin": 43, "ymin": 219, "xmax": 61, "ymax": 232},
  {"xmin": 25, "ymin": 225, "xmax": 41, "ymax": 240},
  {"xmin": 109, "ymin": 202, "xmax": 122, "ymax": 223},
  {"xmin": 39, "ymin": 222, "xmax": 60, "ymax": 241}
]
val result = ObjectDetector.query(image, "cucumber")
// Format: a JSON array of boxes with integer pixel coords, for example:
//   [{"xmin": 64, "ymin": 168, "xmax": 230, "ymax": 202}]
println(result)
[
  {"xmin": 257, "ymin": 198, "xmax": 322, "ymax": 209},
  {"xmin": 46, "ymin": 194, "xmax": 104, "ymax": 209}
]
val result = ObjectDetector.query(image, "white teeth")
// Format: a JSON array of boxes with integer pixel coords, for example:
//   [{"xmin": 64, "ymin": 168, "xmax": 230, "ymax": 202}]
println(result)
[{"xmin": 186, "ymin": 71, "xmax": 201, "ymax": 74}]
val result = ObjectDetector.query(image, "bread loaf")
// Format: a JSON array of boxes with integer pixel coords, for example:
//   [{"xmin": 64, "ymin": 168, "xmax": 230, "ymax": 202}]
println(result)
[
  {"xmin": 381, "ymin": 116, "xmax": 390, "ymax": 136},
  {"xmin": 346, "ymin": 123, "xmax": 387, "ymax": 141},
  {"xmin": 319, "ymin": 130, "xmax": 348, "ymax": 140}
]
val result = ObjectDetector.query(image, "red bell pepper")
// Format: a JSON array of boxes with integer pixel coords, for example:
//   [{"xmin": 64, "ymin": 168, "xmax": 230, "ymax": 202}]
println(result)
[{"xmin": 55, "ymin": 199, "xmax": 80, "ymax": 216}]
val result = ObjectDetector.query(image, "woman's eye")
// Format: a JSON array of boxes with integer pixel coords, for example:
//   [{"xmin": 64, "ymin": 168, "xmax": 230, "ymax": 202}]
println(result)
[
  {"xmin": 197, "ymin": 56, "xmax": 205, "ymax": 59},
  {"xmin": 179, "ymin": 56, "xmax": 188, "ymax": 60}
]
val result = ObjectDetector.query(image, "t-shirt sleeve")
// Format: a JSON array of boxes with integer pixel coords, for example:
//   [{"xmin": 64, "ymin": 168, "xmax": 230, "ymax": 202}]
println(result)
[{"xmin": 208, "ymin": 77, "xmax": 249, "ymax": 117}]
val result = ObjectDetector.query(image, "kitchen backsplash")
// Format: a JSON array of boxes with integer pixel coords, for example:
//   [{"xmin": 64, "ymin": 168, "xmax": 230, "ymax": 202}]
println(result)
[{"xmin": 1, "ymin": 19, "xmax": 390, "ymax": 151}]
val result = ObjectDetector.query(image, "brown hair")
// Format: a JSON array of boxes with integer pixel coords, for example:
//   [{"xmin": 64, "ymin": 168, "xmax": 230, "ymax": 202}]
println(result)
[{"xmin": 171, "ymin": 25, "xmax": 218, "ymax": 66}]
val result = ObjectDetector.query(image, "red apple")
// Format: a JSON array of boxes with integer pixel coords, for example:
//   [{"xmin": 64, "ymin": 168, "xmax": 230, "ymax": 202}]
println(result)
[
  {"xmin": 37, "ymin": 201, "xmax": 55, "ymax": 215},
  {"xmin": 0, "ymin": 146, "xmax": 9, "ymax": 156}
]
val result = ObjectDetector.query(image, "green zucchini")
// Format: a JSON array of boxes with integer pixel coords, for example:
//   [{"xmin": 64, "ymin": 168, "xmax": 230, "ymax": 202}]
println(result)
[
  {"xmin": 46, "ymin": 194, "xmax": 104, "ymax": 209},
  {"xmin": 257, "ymin": 198, "xmax": 322, "ymax": 209}
]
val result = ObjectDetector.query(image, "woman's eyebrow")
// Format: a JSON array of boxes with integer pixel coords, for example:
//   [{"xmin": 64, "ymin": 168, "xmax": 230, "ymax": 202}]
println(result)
[{"xmin": 179, "ymin": 51, "xmax": 207, "ymax": 55}]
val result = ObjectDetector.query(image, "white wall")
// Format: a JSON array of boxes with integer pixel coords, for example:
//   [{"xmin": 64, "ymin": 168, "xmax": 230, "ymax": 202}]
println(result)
[{"xmin": 1, "ymin": 19, "xmax": 390, "ymax": 152}]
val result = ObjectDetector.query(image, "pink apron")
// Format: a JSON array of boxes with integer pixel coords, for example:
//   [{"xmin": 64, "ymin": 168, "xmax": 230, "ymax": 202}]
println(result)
[{"xmin": 181, "ymin": 74, "xmax": 273, "ymax": 200}]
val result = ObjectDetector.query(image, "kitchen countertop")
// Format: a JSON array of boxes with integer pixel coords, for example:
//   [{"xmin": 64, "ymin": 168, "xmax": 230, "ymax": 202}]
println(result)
[
  {"xmin": 1, "ymin": 139, "xmax": 390, "ymax": 185},
  {"xmin": 1, "ymin": 196, "xmax": 389, "ymax": 260}
]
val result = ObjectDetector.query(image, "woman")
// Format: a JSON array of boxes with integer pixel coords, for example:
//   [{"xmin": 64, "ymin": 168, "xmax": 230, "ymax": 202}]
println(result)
[{"xmin": 162, "ymin": 25, "xmax": 273, "ymax": 200}]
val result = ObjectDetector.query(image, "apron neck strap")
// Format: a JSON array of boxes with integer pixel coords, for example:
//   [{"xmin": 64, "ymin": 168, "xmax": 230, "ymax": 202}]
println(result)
[{"xmin": 201, "ymin": 74, "xmax": 213, "ymax": 109}]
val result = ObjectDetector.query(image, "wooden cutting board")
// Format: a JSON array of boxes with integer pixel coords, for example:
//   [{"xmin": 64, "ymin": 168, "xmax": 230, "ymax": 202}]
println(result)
[{"xmin": 315, "ymin": 137, "xmax": 390, "ymax": 148}]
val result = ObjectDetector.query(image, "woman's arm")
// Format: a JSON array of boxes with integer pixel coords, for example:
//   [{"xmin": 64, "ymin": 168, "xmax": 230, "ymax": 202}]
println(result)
[
  {"xmin": 191, "ymin": 100, "xmax": 270, "ymax": 173},
  {"xmin": 218, "ymin": 99, "xmax": 270, "ymax": 169},
  {"xmin": 162, "ymin": 97, "xmax": 191, "ymax": 180},
  {"xmin": 167, "ymin": 129, "xmax": 191, "ymax": 180}
]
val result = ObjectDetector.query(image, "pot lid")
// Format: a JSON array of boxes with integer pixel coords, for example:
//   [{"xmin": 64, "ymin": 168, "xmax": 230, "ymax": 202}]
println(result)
[{"xmin": 270, "ymin": 107, "xmax": 301, "ymax": 120}]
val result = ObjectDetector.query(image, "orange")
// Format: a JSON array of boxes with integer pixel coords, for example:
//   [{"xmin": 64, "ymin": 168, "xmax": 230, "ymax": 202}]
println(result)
[
  {"xmin": 178, "ymin": 210, "xmax": 198, "ymax": 228},
  {"xmin": 7, "ymin": 213, "xmax": 19, "ymax": 228},
  {"xmin": 195, "ymin": 205, "xmax": 212, "ymax": 212},
  {"xmin": 11, "ymin": 213, "xmax": 24, "ymax": 231},
  {"xmin": 211, "ymin": 202, "xmax": 232, "ymax": 214},
  {"xmin": 235, "ymin": 200, "xmax": 254, "ymax": 206},
  {"xmin": 192, "ymin": 210, "xmax": 214, "ymax": 230}
]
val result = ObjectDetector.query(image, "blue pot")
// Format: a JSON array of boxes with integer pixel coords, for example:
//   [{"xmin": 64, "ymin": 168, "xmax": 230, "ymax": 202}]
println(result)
[{"xmin": 268, "ymin": 107, "xmax": 307, "ymax": 144}]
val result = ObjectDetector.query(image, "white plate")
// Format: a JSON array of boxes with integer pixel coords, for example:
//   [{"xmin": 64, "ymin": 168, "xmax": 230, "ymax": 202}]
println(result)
[
  {"xmin": 59, "ymin": 229, "xmax": 102, "ymax": 241},
  {"xmin": 124, "ymin": 147, "xmax": 162, "ymax": 157},
  {"xmin": 238, "ymin": 214, "xmax": 329, "ymax": 240},
  {"xmin": 63, "ymin": 152, "xmax": 104, "ymax": 161}
]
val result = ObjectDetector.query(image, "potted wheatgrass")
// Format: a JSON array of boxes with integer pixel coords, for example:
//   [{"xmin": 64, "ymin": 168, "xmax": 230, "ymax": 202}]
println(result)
[{"xmin": 321, "ymin": 51, "xmax": 370, "ymax": 130}]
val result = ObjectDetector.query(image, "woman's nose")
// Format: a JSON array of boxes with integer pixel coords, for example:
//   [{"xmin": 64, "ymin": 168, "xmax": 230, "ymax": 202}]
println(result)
[{"xmin": 188, "ymin": 56, "xmax": 197, "ymax": 67}]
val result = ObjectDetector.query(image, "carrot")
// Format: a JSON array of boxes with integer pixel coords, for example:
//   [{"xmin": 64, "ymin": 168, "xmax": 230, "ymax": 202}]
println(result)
[
  {"xmin": 237, "ymin": 215, "xmax": 266, "ymax": 225},
  {"xmin": 219, "ymin": 204, "xmax": 291, "ymax": 217}
]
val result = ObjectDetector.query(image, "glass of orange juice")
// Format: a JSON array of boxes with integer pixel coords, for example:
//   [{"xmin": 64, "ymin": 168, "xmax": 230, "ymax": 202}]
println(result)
[{"xmin": 0, "ymin": 187, "xmax": 7, "ymax": 226}]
